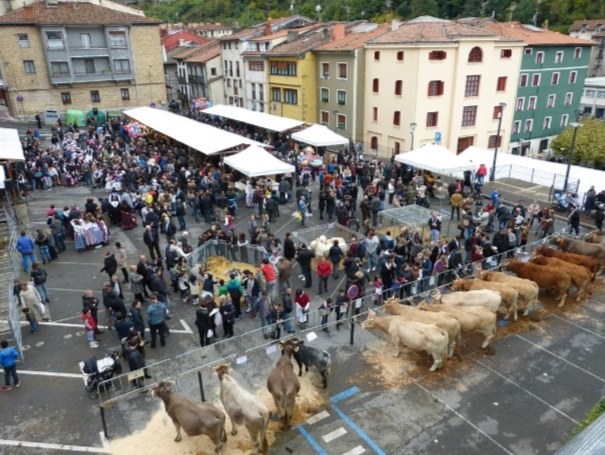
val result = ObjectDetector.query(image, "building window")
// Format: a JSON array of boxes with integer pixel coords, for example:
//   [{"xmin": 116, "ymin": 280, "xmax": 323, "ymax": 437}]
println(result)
[
  {"xmin": 492, "ymin": 104, "xmax": 504, "ymax": 119},
  {"xmin": 569, "ymin": 71, "xmax": 578, "ymax": 84},
  {"xmin": 270, "ymin": 61, "xmax": 297, "ymax": 76},
  {"xmin": 528, "ymin": 96, "xmax": 537, "ymax": 110},
  {"xmin": 321, "ymin": 62, "xmax": 329, "ymax": 78},
  {"xmin": 120, "ymin": 88, "xmax": 130, "ymax": 100},
  {"xmin": 84, "ymin": 59, "xmax": 95, "ymax": 74},
  {"xmin": 370, "ymin": 136, "xmax": 378, "ymax": 150},
  {"xmin": 271, "ymin": 87, "xmax": 281, "ymax": 102},
  {"xmin": 374, "ymin": 51, "xmax": 380, "ymax": 61},
  {"xmin": 598, "ymin": 91, "xmax": 605, "ymax": 98},
  {"xmin": 393, "ymin": 111, "xmax": 401, "ymax": 126},
  {"xmin": 211, "ymin": 67, "xmax": 217, "ymax": 76},
  {"xmin": 555, "ymin": 51, "xmax": 564, "ymax": 63},
  {"xmin": 426, "ymin": 111, "xmax": 438, "ymax": 127},
  {"xmin": 23, "ymin": 60, "xmax": 36, "ymax": 74},
  {"xmin": 337, "ymin": 90, "xmax": 346, "ymax": 105},
  {"xmin": 465, "ymin": 75, "xmax": 481, "ymax": 97},
  {"xmin": 513, "ymin": 120, "xmax": 521, "ymax": 134},
  {"xmin": 531, "ymin": 73, "xmax": 541, "ymax": 86},
  {"xmin": 90, "ymin": 90, "xmax": 101, "ymax": 103},
  {"xmin": 50, "ymin": 61, "xmax": 69, "ymax": 75},
  {"xmin": 574, "ymin": 47, "xmax": 582, "ymax": 59},
  {"xmin": 284, "ymin": 89, "xmax": 298, "ymax": 104},
  {"xmin": 338, "ymin": 63, "xmax": 347, "ymax": 80},
  {"xmin": 488, "ymin": 135, "xmax": 502, "ymax": 148},
  {"xmin": 428, "ymin": 80, "xmax": 444, "ymax": 96},
  {"xmin": 18, "ymin": 33, "xmax": 29, "ymax": 48},
  {"xmin": 516, "ymin": 97, "xmax": 525, "ymax": 111},
  {"xmin": 320, "ymin": 110, "xmax": 329, "ymax": 125},
  {"xmin": 564, "ymin": 92, "xmax": 573, "ymax": 106},
  {"xmin": 501, "ymin": 49, "xmax": 512, "ymax": 58},
  {"xmin": 496, "ymin": 76, "xmax": 507, "ymax": 91},
  {"xmin": 462, "ymin": 105, "xmax": 477, "ymax": 127},
  {"xmin": 80, "ymin": 33, "xmax": 91, "ymax": 48},
  {"xmin": 61, "ymin": 92, "xmax": 71, "ymax": 104},
  {"xmin": 585, "ymin": 89, "xmax": 596, "ymax": 97},
  {"xmin": 320, "ymin": 88, "xmax": 329, "ymax": 102},
  {"xmin": 45, "ymin": 31, "xmax": 64, "ymax": 49},
  {"xmin": 394, "ymin": 142, "xmax": 400, "ymax": 153},
  {"xmin": 372, "ymin": 107, "xmax": 378, "ymax": 122},
  {"xmin": 535, "ymin": 51, "xmax": 544, "ymax": 64},
  {"xmin": 543, "ymin": 116, "xmax": 552, "ymax": 129},
  {"xmin": 372, "ymin": 78, "xmax": 379, "ymax": 93},
  {"xmin": 468, "ymin": 46, "xmax": 483, "ymax": 62},
  {"xmin": 249, "ymin": 61, "xmax": 264, "ymax": 71},
  {"xmin": 397, "ymin": 51, "xmax": 404, "ymax": 61},
  {"xmin": 551, "ymin": 72, "xmax": 560, "ymax": 85},
  {"xmin": 561, "ymin": 114, "xmax": 569, "ymax": 127},
  {"xmin": 520, "ymin": 74, "xmax": 528, "ymax": 87},
  {"xmin": 429, "ymin": 50, "xmax": 447, "ymax": 60},
  {"xmin": 114, "ymin": 59, "xmax": 130, "ymax": 73},
  {"xmin": 108, "ymin": 31, "xmax": 127, "ymax": 48},
  {"xmin": 524, "ymin": 119, "xmax": 533, "ymax": 132},
  {"xmin": 525, "ymin": 48, "xmax": 533, "ymax": 55},
  {"xmin": 395, "ymin": 80, "xmax": 402, "ymax": 96},
  {"xmin": 337, "ymin": 114, "xmax": 346, "ymax": 129},
  {"xmin": 547, "ymin": 94, "xmax": 556, "ymax": 108}
]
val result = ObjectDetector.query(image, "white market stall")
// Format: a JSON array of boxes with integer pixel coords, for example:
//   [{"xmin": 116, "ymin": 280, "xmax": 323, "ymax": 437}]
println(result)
[
  {"xmin": 123, "ymin": 107, "xmax": 267, "ymax": 155},
  {"xmin": 223, "ymin": 145, "xmax": 295, "ymax": 178},
  {"xmin": 0, "ymin": 128, "xmax": 24, "ymax": 161},
  {"xmin": 395, "ymin": 144, "xmax": 472, "ymax": 176},
  {"xmin": 291, "ymin": 124, "xmax": 349, "ymax": 147},
  {"xmin": 202, "ymin": 104, "xmax": 305, "ymax": 133}
]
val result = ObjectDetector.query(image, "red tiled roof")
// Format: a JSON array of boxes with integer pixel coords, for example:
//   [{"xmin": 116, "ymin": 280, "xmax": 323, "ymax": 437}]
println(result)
[
  {"xmin": 369, "ymin": 20, "xmax": 497, "ymax": 44},
  {"xmin": 480, "ymin": 21, "xmax": 596, "ymax": 46},
  {"xmin": 185, "ymin": 41, "xmax": 221, "ymax": 63},
  {"xmin": 316, "ymin": 23, "xmax": 390, "ymax": 51},
  {"xmin": 162, "ymin": 29, "xmax": 210, "ymax": 52},
  {"xmin": 0, "ymin": 0, "xmax": 160, "ymax": 25},
  {"xmin": 263, "ymin": 24, "xmax": 328, "ymax": 56},
  {"xmin": 569, "ymin": 19, "xmax": 605, "ymax": 32}
]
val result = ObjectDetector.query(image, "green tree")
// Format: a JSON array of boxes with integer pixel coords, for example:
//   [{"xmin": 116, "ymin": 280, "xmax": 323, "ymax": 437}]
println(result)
[{"xmin": 550, "ymin": 119, "xmax": 605, "ymax": 169}]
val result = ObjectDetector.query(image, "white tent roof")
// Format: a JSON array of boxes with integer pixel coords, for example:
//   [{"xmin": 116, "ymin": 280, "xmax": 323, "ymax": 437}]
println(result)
[
  {"xmin": 395, "ymin": 144, "xmax": 473, "ymax": 175},
  {"xmin": 123, "ymin": 107, "xmax": 266, "ymax": 155},
  {"xmin": 0, "ymin": 128, "xmax": 24, "ymax": 161},
  {"xmin": 223, "ymin": 145, "xmax": 295, "ymax": 177},
  {"xmin": 291, "ymin": 124, "xmax": 349, "ymax": 147},
  {"xmin": 202, "ymin": 104, "xmax": 304, "ymax": 133}
]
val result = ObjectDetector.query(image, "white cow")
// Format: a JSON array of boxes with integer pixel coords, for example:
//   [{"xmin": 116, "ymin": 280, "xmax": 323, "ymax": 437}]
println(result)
[
  {"xmin": 215, "ymin": 364, "xmax": 270, "ymax": 455},
  {"xmin": 430, "ymin": 289, "xmax": 502, "ymax": 312},
  {"xmin": 419, "ymin": 303, "xmax": 497, "ymax": 349},
  {"xmin": 479, "ymin": 271, "xmax": 539, "ymax": 316},
  {"xmin": 362, "ymin": 310, "xmax": 449, "ymax": 372}
]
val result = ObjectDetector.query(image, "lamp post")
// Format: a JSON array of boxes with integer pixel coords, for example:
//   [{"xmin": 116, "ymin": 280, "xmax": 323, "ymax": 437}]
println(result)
[
  {"xmin": 489, "ymin": 102, "xmax": 507, "ymax": 182},
  {"xmin": 410, "ymin": 122, "xmax": 417, "ymax": 151},
  {"xmin": 563, "ymin": 122, "xmax": 582, "ymax": 193}
]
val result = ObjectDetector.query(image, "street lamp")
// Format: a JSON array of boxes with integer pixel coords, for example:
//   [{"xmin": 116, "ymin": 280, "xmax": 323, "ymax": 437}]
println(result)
[
  {"xmin": 410, "ymin": 122, "xmax": 417, "ymax": 150},
  {"xmin": 563, "ymin": 121, "xmax": 582, "ymax": 193},
  {"xmin": 489, "ymin": 102, "xmax": 507, "ymax": 182}
]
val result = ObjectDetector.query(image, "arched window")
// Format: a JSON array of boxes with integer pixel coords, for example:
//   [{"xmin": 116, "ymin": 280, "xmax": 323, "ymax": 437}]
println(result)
[{"xmin": 468, "ymin": 46, "xmax": 483, "ymax": 62}]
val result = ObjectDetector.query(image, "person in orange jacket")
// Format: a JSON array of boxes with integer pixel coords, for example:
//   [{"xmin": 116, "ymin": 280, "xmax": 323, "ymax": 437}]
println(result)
[{"xmin": 316, "ymin": 255, "xmax": 332, "ymax": 295}]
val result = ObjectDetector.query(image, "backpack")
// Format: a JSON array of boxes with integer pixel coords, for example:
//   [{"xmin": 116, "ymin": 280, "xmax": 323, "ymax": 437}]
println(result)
[
  {"xmin": 357, "ymin": 240, "xmax": 367, "ymax": 258},
  {"xmin": 497, "ymin": 206, "xmax": 510, "ymax": 221}
]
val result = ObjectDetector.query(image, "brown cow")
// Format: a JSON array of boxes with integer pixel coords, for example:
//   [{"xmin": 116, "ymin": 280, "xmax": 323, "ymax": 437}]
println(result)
[
  {"xmin": 550, "ymin": 235, "xmax": 605, "ymax": 272},
  {"xmin": 584, "ymin": 231, "xmax": 605, "ymax": 243},
  {"xmin": 531, "ymin": 255, "xmax": 591, "ymax": 301},
  {"xmin": 451, "ymin": 278, "xmax": 519, "ymax": 321},
  {"xmin": 267, "ymin": 339, "xmax": 301, "ymax": 430},
  {"xmin": 151, "ymin": 380, "xmax": 226, "ymax": 454},
  {"xmin": 535, "ymin": 245, "xmax": 598, "ymax": 280},
  {"xmin": 505, "ymin": 259, "xmax": 572, "ymax": 307}
]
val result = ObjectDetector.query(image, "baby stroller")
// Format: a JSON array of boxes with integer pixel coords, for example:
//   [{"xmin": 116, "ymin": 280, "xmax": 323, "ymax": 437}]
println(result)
[
  {"xmin": 552, "ymin": 192, "xmax": 570, "ymax": 212},
  {"xmin": 79, "ymin": 348, "xmax": 122, "ymax": 399}
]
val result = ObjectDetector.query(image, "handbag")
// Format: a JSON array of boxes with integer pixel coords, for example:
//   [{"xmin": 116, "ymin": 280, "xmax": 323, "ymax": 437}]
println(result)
[{"xmin": 207, "ymin": 329, "xmax": 214, "ymax": 338}]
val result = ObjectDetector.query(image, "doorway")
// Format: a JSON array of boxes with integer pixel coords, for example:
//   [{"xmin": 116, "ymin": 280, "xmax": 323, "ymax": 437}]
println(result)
[{"xmin": 456, "ymin": 136, "xmax": 474, "ymax": 154}]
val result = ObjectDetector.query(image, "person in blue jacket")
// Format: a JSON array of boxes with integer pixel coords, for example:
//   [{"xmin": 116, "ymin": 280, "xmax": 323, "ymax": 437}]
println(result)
[
  {"xmin": 16, "ymin": 231, "xmax": 36, "ymax": 273},
  {"xmin": 0, "ymin": 340, "xmax": 20, "ymax": 390}
]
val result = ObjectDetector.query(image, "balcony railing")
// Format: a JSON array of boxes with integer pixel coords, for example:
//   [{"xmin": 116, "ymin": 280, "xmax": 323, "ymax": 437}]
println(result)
[
  {"xmin": 50, "ymin": 70, "xmax": 133, "ymax": 84},
  {"xmin": 69, "ymin": 46, "xmax": 111, "ymax": 58}
]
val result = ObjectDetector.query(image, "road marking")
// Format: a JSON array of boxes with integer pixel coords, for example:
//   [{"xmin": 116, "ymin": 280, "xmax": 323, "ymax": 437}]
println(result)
[
  {"xmin": 306, "ymin": 410, "xmax": 330, "ymax": 425},
  {"xmin": 331, "ymin": 386, "xmax": 360, "ymax": 404},
  {"xmin": 322, "ymin": 427, "xmax": 347, "ymax": 443},
  {"xmin": 297, "ymin": 425, "xmax": 328, "ymax": 455},
  {"xmin": 180, "ymin": 318, "xmax": 194, "ymax": 334},
  {"xmin": 0, "ymin": 439, "xmax": 108, "ymax": 453},
  {"xmin": 20, "ymin": 321, "xmax": 193, "ymax": 334},
  {"xmin": 343, "ymin": 446, "xmax": 366, "ymax": 455},
  {"xmin": 18, "ymin": 369, "xmax": 82, "ymax": 379},
  {"xmin": 330, "ymin": 405, "xmax": 385, "ymax": 455},
  {"xmin": 414, "ymin": 383, "xmax": 514, "ymax": 455},
  {"xmin": 514, "ymin": 333, "xmax": 605, "ymax": 383},
  {"xmin": 472, "ymin": 358, "xmax": 580, "ymax": 425},
  {"xmin": 550, "ymin": 313, "xmax": 605, "ymax": 341},
  {"xmin": 99, "ymin": 431, "xmax": 110, "ymax": 450}
]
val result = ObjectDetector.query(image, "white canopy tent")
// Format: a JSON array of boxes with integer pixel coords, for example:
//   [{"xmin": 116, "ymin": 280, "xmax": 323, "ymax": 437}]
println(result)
[
  {"xmin": 395, "ymin": 144, "xmax": 473, "ymax": 175},
  {"xmin": 202, "ymin": 104, "xmax": 305, "ymax": 133},
  {"xmin": 0, "ymin": 128, "xmax": 24, "ymax": 161},
  {"xmin": 291, "ymin": 124, "xmax": 349, "ymax": 147},
  {"xmin": 123, "ymin": 107, "xmax": 266, "ymax": 155},
  {"xmin": 223, "ymin": 145, "xmax": 295, "ymax": 177}
]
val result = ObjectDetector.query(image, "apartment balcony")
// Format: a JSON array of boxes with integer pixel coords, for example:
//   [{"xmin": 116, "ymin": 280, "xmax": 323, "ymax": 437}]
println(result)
[
  {"xmin": 69, "ymin": 46, "xmax": 111, "ymax": 58},
  {"xmin": 50, "ymin": 70, "xmax": 134, "ymax": 85}
]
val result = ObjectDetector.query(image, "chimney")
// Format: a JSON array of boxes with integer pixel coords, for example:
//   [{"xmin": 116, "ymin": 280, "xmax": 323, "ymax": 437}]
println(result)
[
  {"xmin": 288, "ymin": 31, "xmax": 299, "ymax": 42},
  {"xmin": 332, "ymin": 23, "xmax": 345, "ymax": 40},
  {"xmin": 24, "ymin": 5, "xmax": 33, "ymax": 20},
  {"xmin": 264, "ymin": 23, "xmax": 272, "ymax": 35},
  {"xmin": 391, "ymin": 19, "xmax": 400, "ymax": 31}
]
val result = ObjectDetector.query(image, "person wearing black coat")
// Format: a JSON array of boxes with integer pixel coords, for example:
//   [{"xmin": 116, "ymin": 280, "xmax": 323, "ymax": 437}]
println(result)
[
  {"xmin": 283, "ymin": 233, "xmax": 296, "ymax": 261},
  {"xmin": 195, "ymin": 302, "xmax": 213, "ymax": 347},
  {"xmin": 82, "ymin": 289, "xmax": 103, "ymax": 335},
  {"xmin": 125, "ymin": 339, "xmax": 148, "ymax": 389},
  {"xmin": 143, "ymin": 225, "xmax": 161, "ymax": 261},
  {"xmin": 492, "ymin": 228, "xmax": 511, "ymax": 261},
  {"xmin": 129, "ymin": 300, "xmax": 146, "ymax": 341},
  {"xmin": 102, "ymin": 283, "xmax": 126, "ymax": 327},
  {"xmin": 296, "ymin": 244, "xmax": 315, "ymax": 288}
]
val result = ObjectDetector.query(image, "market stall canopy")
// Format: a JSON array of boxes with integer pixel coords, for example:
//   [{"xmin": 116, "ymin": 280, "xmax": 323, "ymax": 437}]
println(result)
[
  {"xmin": 202, "ymin": 104, "xmax": 304, "ymax": 133},
  {"xmin": 291, "ymin": 124, "xmax": 349, "ymax": 147},
  {"xmin": 395, "ymin": 144, "xmax": 472, "ymax": 175},
  {"xmin": 0, "ymin": 128, "xmax": 24, "ymax": 161},
  {"xmin": 223, "ymin": 145, "xmax": 295, "ymax": 177},
  {"xmin": 123, "ymin": 107, "xmax": 266, "ymax": 155}
]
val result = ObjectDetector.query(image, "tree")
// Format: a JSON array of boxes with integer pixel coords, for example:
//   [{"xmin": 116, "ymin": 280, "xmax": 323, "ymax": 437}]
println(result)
[{"xmin": 550, "ymin": 119, "xmax": 605, "ymax": 169}]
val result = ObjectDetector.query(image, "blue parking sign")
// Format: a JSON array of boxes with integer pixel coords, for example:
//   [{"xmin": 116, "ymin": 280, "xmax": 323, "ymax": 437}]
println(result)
[{"xmin": 435, "ymin": 132, "xmax": 442, "ymax": 143}]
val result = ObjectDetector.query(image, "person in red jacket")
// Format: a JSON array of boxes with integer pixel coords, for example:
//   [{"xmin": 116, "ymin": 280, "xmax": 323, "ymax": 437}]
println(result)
[
  {"xmin": 260, "ymin": 258, "xmax": 277, "ymax": 299},
  {"xmin": 316, "ymin": 255, "xmax": 332, "ymax": 294},
  {"xmin": 295, "ymin": 288, "xmax": 311, "ymax": 329}
]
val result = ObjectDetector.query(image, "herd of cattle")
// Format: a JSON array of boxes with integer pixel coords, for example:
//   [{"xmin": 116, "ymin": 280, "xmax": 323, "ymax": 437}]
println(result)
[{"xmin": 147, "ymin": 232, "xmax": 605, "ymax": 454}]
